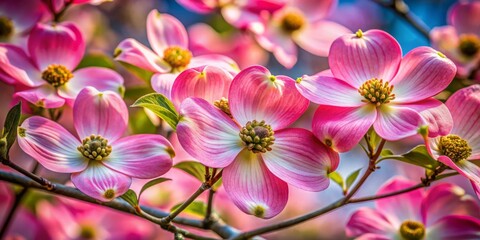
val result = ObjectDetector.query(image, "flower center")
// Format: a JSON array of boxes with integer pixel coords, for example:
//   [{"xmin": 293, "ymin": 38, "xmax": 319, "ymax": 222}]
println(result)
[
  {"xmin": 239, "ymin": 120, "xmax": 275, "ymax": 153},
  {"xmin": 280, "ymin": 11, "xmax": 305, "ymax": 33},
  {"xmin": 78, "ymin": 225, "xmax": 96, "ymax": 239},
  {"xmin": 163, "ymin": 46, "xmax": 192, "ymax": 71},
  {"xmin": 358, "ymin": 78, "xmax": 395, "ymax": 106},
  {"xmin": 399, "ymin": 220, "xmax": 425, "ymax": 240},
  {"xmin": 439, "ymin": 134, "xmax": 472, "ymax": 162},
  {"xmin": 41, "ymin": 64, "xmax": 74, "ymax": 87},
  {"xmin": 77, "ymin": 134, "xmax": 112, "ymax": 161},
  {"xmin": 458, "ymin": 34, "xmax": 480, "ymax": 57},
  {"xmin": 214, "ymin": 97, "xmax": 232, "ymax": 117},
  {"xmin": 0, "ymin": 16, "xmax": 13, "ymax": 40}
]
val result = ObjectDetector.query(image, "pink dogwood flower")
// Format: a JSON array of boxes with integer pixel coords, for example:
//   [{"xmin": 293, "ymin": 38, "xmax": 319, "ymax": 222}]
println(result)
[
  {"xmin": 49, "ymin": 0, "xmax": 113, "ymax": 13},
  {"xmin": 254, "ymin": 0, "xmax": 351, "ymax": 68},
  {"xmin": 347, "ymin": 177, "xmax": 480, "ymax": 239},
  {"xmin": 0, "ymin": 22, "xmax": 124, "ymax": 109},
  {"xmin": 430, "ymin": 1, "xmax": 480, "ymax": 77},
  {"xmin": 296, "ymin": 29, "xmax": 456, "ymax": 152},
  {"xmin": 176, "ymin": 66, "xmax": 339, "ymax": 218},
  {"xmin": 425, "ymin": 84, "xmax": 480, "ymax": 198},
  {"xmin": 17, "ymin": 87, "xmax": 174, "ymax": 201},
  {"xmin": 0, "ymin": 0, "xmax": 46, "ymax": 44},
  {"xmin": 114, "ymin": 9, "xmax": 238, "ymax": 99}
]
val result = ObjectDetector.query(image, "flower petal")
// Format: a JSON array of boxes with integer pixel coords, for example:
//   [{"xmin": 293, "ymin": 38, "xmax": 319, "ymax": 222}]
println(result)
[
  {"xmin": 421, "ymin": 183, "xmax": 480, "ymax": 226},
  {"xmin": 189, "ymin": 54, "xmax": 240, "ymax": 76},
  {"xmin": 374, "ymin": 105, "xmax": 423, "ymax": 141},
  {"xmin": 151, "ymin": 73, "xmax": 176, "ymax": 100},
  {"xmin": 176, "ymin": 98, "xmax": 243, "ymax": 168},
  {"xmin": 28, "ymin": 22, "xmax": 85, "ymax": 71},
  {"xmin": 255, "ymin": 28, "xmax": 298, "ymax": 68},
  {"xmin": 312, "ymin": 104, "xmax": 376, "ymax": 152},
  {"xmin": 146, "ymin": 10, "xmax": 188, "ymax": 55},
  {"xmin": 223, "ymin": 149, "xmax": 288, "ymax": 219},
  {"xmin": 399, "ymin": 98, "xmax": 453, "ymax": 138},
  {"xmin": 114, "ymin": 38, "xmax": 170, "ymax": 73},
  {"xmin": 427, "ymin": 215, "xmax": 480, "ymax": 239},
  {"xmin": 376, "ymin": 177, "xmax": 423, "ymax": 226},
  {"xmin": 58, "ymin": 67, "xmax": 124, "ymax": 100},
  {"xmin": 103, "ymin": 134, "xmax": 173, "ymax": 179},
  {"xmin": 346, "ymin": 208, "xmax": 397, "ymax": 238},
  {"xmin": 0, "ymin": 44, "xmax": 42, "ymax": 87},
  {"xmin": 262, "ymin": 128, "xmax": 339, "ymax": 191},
  {"xmin": 171, "ymin": 65, "xmax": 233, "ymax": 107},
  {"xmin": 17, "ymin": 116, "xmax": 87, "ymax": 173},
  {"xmin": 290, "ymin": 0, "xmax": 336, "ymax": 21},
  {"xmin": 73, "ymin": 87, "xmax": 128, "ymax": 143},
  {"xmin": 221, "ymin": 5, "xmax": 265, "ymax": 33},
  {"xmin": 71, "ymin": 161, "xmax": 132, "ymax": 201},
  {"xmin": 294, "ymin": 20, "xmax": 351, "ymax": 57},
  {"xmin": 438, "ymin": 157, "xmax": 480, "ymax": 187},
  {"xmin": 296, "ymin": 73, "xmax": 364, "ymax": 107},
  {"xmin": 229, "ymin": 66, "xmax": 309, "ymax": 130},
  {"xmin": 390, "ymin": 47, "xmax": 457, "ymax": 103},
  {"xmin": 446, "ymin": 85, "xmax": 480, "ymax": 159},
  {"xmin": 176, "ymin": 0, "xmax": 216, "ymax": 13},
  {"xmin": 14, "ymin": 86, "xmax": 65, "ymax": 109},
  {"xmin": 329, "ymin": 29, "xmax": 402, "ymax": 88},
  {"xmin": 449, "ymin": 1, "xmax": 480, "ymax": 35}
]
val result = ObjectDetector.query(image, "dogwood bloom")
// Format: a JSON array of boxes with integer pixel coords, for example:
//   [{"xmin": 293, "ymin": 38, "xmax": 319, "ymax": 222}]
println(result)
[
  {"xmin": 296, "ymin": 29, "xmax": 456, "ymax": 152},
  {"xmin": 0, "ymin": 22, "xmax": 124, "ymax": 109},
  {"xmin": 254, "ymin": 0, "xmax": 351, "ymax": 68},
  {"xmin": 0, "ymin": 0, "xmax": 46, "ymax": 43},
  {"xmin": 347, "ymin": 177, "xmax": 480, "ymax": 239},
  {"xmin": 50, "ymin": 0, "xmax": 113, "ymax": 13},
  {"xmin": 425, "ymin": 85, "xmax": 480, "ymax": 198},
  {"xmin": 430, "ymin": 1, "xmax": 480, "ymax": 77},
  {"xmin": 17, "ymin": 87, "xmax": 174, "ymax": 201},
  {"xmin": 176, "ymin": 66, "xmax": 339, "ymax": 218},
  {"xmin": 114, "ymin": 9, "xmax": 238, "ymax": 99}
]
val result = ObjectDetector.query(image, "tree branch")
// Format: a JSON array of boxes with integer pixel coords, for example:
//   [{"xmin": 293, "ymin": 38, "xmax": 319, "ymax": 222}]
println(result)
[{"xmin": 0, "ymin": 169, "xmax": 240, "ymax": 239}]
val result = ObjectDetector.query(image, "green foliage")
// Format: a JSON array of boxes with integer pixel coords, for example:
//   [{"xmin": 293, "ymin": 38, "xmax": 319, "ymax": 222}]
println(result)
[
  {"xmin": 1, "ymin": 102, "xmax": 21, "ymax": 160},
  {"xmin": 77, "ymin": 53, "xmax": 116, "ymax": 69},
  {"xmin": 380, "ymin": 145, "xmax": 439, "ymax": 170},
  {"xmin": 174, "ymin": 161, "xmax": 206, "ymax": 182},
  {"xmin": 329, "ymin": 171, "xmax": 344, "ymax": 191},
  {"xmin": 131, "ymin": 93, "xmax": 179, "ymax": 130},
  {"xmin": 138, "ymin": 178, "xmax": 171, "ymax": 200},
  {"xmin": 170, "ymin": 201, "xmax": 207, "ymax": 217},
  {"xmin": 120, "ymin": 189, "xmax": 138, "ymax": 208},
  {"xmin": 346, "ymin": 168, "xmax": 362, "ymax": 189}
]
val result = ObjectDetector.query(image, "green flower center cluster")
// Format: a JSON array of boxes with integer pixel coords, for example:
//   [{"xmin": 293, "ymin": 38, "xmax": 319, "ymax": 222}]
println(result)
[
  {"xmin": 41, "ymin": 64, "xmax": 74, "ymax": 87},
  {"xmin": 439, "ymin": 134, "xmax": 472, "ymax": 162},
  {"xmin": 399, "ymin": 220, "xmax": 425, "ymax": 240},
  {"xmin": 0, "ymin": 16, "xmax": 13, "ymax": 40},
  {"xmin": 281, "ymin": 11, "xmax": 305, "ymax": 33},
  {"xmin": 77, "ymin": 135, "xmax": 112, "ymax": 161},
  {"xmin": 358, "ymin": 78, "xmax": 395, "ymax": 106},
  {"xmin": 163, "ymin": 46, "xmax": 192, "ymax": 71},
  {"xmin": 240, "ymin": 120, "xmax": 275, "ymax": 153},
  {"xmin": 459, "ymin": 34, "xmax": 480, "ymax": 57}
]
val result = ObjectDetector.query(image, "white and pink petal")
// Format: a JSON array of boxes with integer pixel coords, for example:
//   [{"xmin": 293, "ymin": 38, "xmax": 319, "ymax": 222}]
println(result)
[
  {"xmin": 374, "ymin": 105, "xmax": 424, "ymax": 141},
  {"xmin": 114, "ymin": 38, "xmax": 171, "ymax": 73},
  {"xmin": 146, "ymin": 10, "xmax": 188, "ymax": 55}
]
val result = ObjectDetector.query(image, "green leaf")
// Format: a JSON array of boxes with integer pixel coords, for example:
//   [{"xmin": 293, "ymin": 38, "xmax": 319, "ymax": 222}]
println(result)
[
  {"xmin": 129, "ymin": 109, "xmax": 156, "ymax": 134},
  {"xmin": 1, "ymin": 102, "xmax": 21, "ymax": 159},
  {"xmin": 120, "ymin": 189, "xmax": 138, "ymax": 208},
  {"xmin": 77, "ymin": 53, "xmax": 116, "ymax": 69},
  {"xmin": 118, "ymin": 61, "xmax": 154, "ymax": 83},
  {"xmin": 383, "ymin": 145, "xmax": 439, "ymax": 170},
  {"xmin": 328, "ymin": 171, "xmax": 344, "ymax": 190},
  {"xmin": 380, "ymin": 149, "xmax": 394, "ymax": 158},
  {"xmin": 131, "ymin": 93, "xmax": 179, "ymax": 130},
  {"xmin": 368, "ymin": 128, "xmax": 381, "ymax": 150},
  {"xmin": 346, "ymin": 168, "xmax": 362, "ymax": 189},
  {"xmin": 173, "ymin": 161, "xmax": 206, "ymax": 183},
  {"xmin": 212, "ymin": 177, "xmax": 222, "ymax": 191},
  {"xmin": 170, "ymin": 201, "xmax": 207, "ymax": 217},
  {"xmin": 138, "ymin": 177, "xmax": 171, "ymax": 200}
]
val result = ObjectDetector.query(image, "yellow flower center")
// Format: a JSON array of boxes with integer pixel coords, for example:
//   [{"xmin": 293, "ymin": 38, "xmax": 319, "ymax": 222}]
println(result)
[
  {"xmin": 239, "ymin": 120, "xmax": 275, "ymax": 153},
  {"xmin": 358, "ymin": 78, "xmax": 395, "ymax": 106},
  {"xmin": 280, "ymin": 11, "xmax": 305, "ymax": 33},
  {"xmin": 163, "ymin": 46, "xmax": 192, "ymax": 71},
  {"xmin": 458, "ymin": 34, "xmax": 480, "ymax": 57},
  {"xmin": 439, "ymin": 134, "xmax": 472, "ymax": 162},
  {"xmin": 78, "ymin": 224, "xmax": 96, "ymax": 239},
  {"xmin": 214, "ymin": 97, "xmax": 232, "ymax": 117},
  {"xmin": 77, "ymin": 134, "xmax": 112, "ymax": 161},
  {"xmin": 0, "ymin": 16, "xmax": 13, "ymax": 40},
  {"xmin": 399, "ymin": 220, "xmax": 425, "ymax": 240},
  {"xmin": 41, "ymin": 64, "xmax": 74, "ymax": 87}
]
